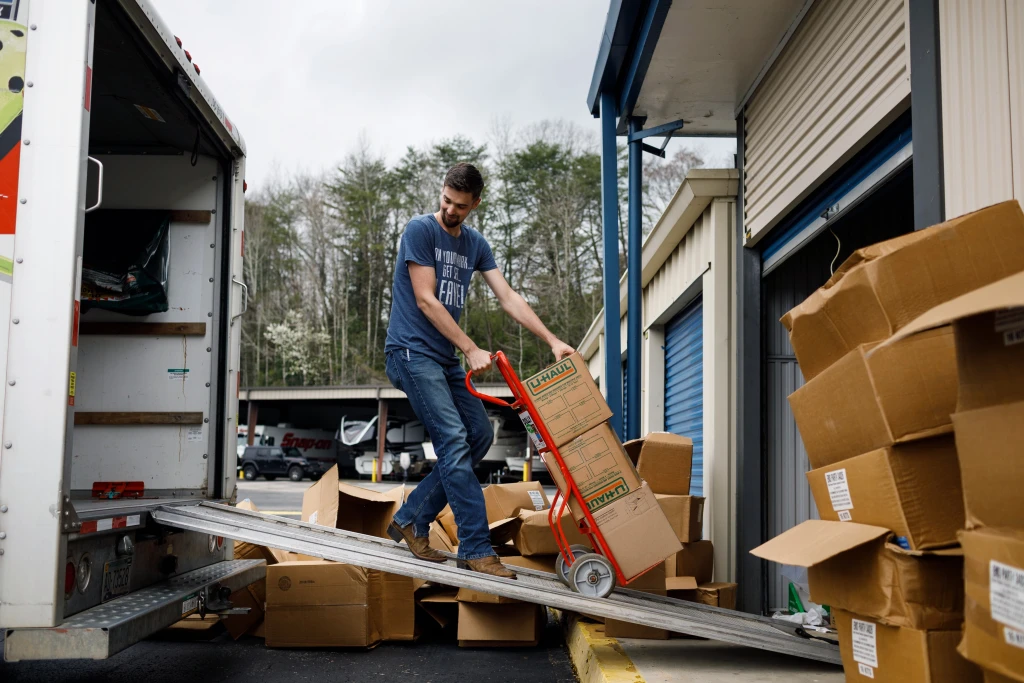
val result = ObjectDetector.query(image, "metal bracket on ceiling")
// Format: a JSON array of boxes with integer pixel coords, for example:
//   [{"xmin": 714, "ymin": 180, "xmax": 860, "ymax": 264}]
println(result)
[{"xmin": 627, "ymin": 118, "xmax": 685, "ymax": 143}]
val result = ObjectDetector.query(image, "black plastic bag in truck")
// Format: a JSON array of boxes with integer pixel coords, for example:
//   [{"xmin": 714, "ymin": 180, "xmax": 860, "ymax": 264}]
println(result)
[{"xmin": 81, "ymin": 209, "xmax": 171, "ymax": 315}]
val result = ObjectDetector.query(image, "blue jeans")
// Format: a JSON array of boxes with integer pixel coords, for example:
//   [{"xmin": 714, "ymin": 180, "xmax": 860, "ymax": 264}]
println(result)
[{"xmin": 386, "ymin": 349, "xmax": 495, "ymax": 560}]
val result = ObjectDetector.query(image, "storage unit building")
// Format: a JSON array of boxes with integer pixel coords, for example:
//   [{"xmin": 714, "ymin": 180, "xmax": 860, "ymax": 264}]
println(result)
[{"xmin": 586, "ymin": 0, "xmax": 1024, "ymax": 613}]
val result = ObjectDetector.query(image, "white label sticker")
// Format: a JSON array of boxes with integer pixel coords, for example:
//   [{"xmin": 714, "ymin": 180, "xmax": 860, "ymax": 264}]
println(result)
[
  {"xmin": 187, "ymin": 426, "xmax": 203, "ymax": 442},
  {"xmin": 519, "ymin": 412, "xmax": 547, "ymax": 450},
  {"xmin": 851, "ymin": 618, "xmax": 878, "ymax": 668},
  {"xmin": 127, "ymin": 514, "xmax": 141, "ymax": 526},
  {"xmin": 825, "ymin": 468, "xmax": 853, "ymax": 512},
  {"xmin": 838, "ymin": 510, "xmax": 853, "ymax": 522},
  {"xmin": 1005, "ymin": 627, "xmax": 1024, "ymax": 650},
  {"xmin": 527, "ymin": 489, "xmax": 545, "ymax": 511},
  {"xmin": 994, "ymin": 307, "xmax": 1024, "ymax": 332},
  {"xmin": 308, "ymin": 510, "xmax": 319, "ymax": 526},
  {"xmin": 181, "ymin": 594, "xmax": 199, "ymax": 617},
  {"xmin": 168, "ymin": 368, "xmax": 190, "ymax": 381},
  {"xmin": 858, "ymin": 663, "xmax": 875, "ymax": 678},
  {"xmin": 1005, "ymin": 328, "xmax": 1024, "ymax": 347},
  {"xmin": 990, "ymin": 560, "xmax": 1024, "ymax": 631}
]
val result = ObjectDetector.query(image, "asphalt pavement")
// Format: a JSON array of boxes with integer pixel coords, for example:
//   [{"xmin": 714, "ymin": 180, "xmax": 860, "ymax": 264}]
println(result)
[{"xmin": 0, "ymin": 617, "xmax": 577, "ymax": 683}]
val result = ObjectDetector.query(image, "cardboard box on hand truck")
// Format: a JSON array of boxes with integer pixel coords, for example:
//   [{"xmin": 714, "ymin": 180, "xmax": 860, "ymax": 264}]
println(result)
[
  {"xmin": 542, "ymin": 422, "xmax": 640, "ymax": 520},
  {"xmin": 521, "ymin": 351, "xmax": 613, "ymax": 447}
]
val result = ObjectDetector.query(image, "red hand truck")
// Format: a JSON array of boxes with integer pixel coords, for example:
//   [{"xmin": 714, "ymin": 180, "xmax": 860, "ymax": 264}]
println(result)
[{"xmin": 466, "ymin": 351, "xmax": 637, "ymax": 599}]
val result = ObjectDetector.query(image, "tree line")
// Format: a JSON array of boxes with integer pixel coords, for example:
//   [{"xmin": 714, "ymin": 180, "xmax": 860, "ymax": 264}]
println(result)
[{"xmin": 241, "ymin": 121, "xmax": 704, "ymax": 387}]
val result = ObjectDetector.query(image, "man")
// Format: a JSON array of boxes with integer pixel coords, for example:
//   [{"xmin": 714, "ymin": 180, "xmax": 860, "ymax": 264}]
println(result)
[{"xmin": 384, "ymin": 163, "xmax": 575, "ymax": 578}]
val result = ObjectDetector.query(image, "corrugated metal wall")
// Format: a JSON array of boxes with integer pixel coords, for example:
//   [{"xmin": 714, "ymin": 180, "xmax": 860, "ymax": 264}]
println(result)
[
  {"xmin": 664, "ymin": 296, "xmax": 704, "ymax": 496},
  {"xmin": 743, "ymin": 0, "xmax": 911, "ymax": 242},
  {"xmin": 940, "ymin": 0, "xmax": 1024, "ymax": 217},
  {"xmin": 643, "ymin": 208, "xmax": 711, "ymax": 323}
]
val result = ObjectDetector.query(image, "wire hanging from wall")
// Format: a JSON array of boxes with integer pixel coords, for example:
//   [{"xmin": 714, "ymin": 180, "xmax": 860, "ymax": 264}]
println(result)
[{"xmin": 829, "ymin": 226, "xmax": 841, "ymax": 275}]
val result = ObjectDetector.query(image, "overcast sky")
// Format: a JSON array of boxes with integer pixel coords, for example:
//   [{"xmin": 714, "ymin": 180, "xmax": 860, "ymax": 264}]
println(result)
[{"xmin": 150, "ymin": 0, "xmax": 736, "ymax": 191}]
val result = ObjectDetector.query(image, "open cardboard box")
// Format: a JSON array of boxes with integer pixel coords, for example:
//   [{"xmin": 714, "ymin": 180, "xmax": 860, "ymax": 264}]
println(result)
[
  {"xmin": 623, "ymin": 432, "xmax": 694, "ymax": 495},
  {"xmin": 782, "ymin": 199, "xmax": 1024, "ymax": 381},
  {"xmin": 789, "ymin": 326, "xmax": 957, "ymax": 469},
  {"xmin": 752, "ymin": 519, "xmax": 964, "ymax": 630}
]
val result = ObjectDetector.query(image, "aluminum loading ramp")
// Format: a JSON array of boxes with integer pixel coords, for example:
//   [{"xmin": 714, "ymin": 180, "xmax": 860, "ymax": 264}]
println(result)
[{"xmin": 152, "ymin": 502, "xmax": 840, "ymax": 664}]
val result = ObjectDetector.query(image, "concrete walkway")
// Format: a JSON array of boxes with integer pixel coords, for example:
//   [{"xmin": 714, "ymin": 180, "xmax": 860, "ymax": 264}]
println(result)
[{"xmin": 564, "ymin": 615, "xmax": 843, "ymax": 683}]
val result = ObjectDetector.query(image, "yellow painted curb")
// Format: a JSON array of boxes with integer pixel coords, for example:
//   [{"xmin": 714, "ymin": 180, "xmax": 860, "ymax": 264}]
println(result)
[{"xmin": 559, "ymin": 611, "xmax": 646, "ymax": 683}]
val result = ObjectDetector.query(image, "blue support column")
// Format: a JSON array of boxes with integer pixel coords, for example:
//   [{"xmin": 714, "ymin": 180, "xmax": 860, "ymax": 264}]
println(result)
[
  {"xmin": 599, "ymin": 92, "xmax": 623, "ymax": 438},
  {"xmin": 625, "ymin": 118, "xmax": 643, "ymax": 441}
]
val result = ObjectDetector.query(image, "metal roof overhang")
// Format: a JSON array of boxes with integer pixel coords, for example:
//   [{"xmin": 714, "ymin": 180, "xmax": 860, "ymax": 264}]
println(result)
[{"xmin": 588, "ymin": 0, "xmax": 810, "ymax": 136}]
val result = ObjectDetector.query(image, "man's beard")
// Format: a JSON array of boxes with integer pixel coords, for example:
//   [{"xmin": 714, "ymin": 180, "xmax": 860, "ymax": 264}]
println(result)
[{"xmin": 440, "ymin": 211, "xmax": 461, "ymax": 228}]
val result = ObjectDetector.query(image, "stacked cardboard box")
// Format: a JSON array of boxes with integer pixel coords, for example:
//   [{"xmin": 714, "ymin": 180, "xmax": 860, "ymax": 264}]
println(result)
[
  {"xmin": 879, "ymin": 267, "xmax": 1024, "ymax": 682},
  {"xmin": 755, "ymin": 201, "xmax": 1024, "ymax": 681}
]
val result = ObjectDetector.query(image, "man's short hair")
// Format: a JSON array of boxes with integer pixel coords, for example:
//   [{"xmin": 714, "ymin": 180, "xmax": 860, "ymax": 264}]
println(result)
[{"xmin": 444, "ymin": 163, "xmax": 484, "ymax": 199}]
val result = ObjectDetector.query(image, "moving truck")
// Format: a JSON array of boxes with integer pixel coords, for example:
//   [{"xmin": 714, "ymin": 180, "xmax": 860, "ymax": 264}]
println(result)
[{"xmin": 0, "ymin": 0, "xmax": 254, "ymax": 660}]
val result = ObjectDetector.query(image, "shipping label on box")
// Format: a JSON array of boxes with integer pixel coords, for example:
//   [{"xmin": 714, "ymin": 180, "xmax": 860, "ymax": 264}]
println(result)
[{"xmin": 522, "ymin": 352, "xmax": 612, "ymax": 447}]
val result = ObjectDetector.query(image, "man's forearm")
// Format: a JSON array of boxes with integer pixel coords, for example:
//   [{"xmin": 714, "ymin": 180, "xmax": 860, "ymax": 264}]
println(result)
[
  {"xmin": 503, "ymin": 291, "xmax": 557, "ymax": 346},
  {"xmin": 419, "ymin": 298, "xmax": 479, "ymax": 354}
]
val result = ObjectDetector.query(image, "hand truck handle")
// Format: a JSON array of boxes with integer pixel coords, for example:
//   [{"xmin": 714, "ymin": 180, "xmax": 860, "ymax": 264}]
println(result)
[{"xmin": 465, "ymin": 355, "xmax": 513, "ymax": 408}]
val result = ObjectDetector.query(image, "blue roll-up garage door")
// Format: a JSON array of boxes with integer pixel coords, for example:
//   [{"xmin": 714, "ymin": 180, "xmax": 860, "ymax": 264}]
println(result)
[{"xmin": 664, "ymin": 295, "xmax": 703, "ymax": 496}]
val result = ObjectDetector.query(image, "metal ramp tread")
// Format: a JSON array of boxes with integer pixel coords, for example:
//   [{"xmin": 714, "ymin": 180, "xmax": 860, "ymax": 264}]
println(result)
[
  {"xmin": 152, "ymin": 502, "xmax": 841, "ymax": 664},
  {"xmin": 4, "ymin": 559, "xmax": 265, "ymax": 662}
]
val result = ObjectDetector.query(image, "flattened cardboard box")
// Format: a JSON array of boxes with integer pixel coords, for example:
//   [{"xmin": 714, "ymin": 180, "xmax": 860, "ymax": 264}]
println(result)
[
  {"xmin": 752, "ymin": 520, "xmax": 964, "ymax": 630},
  {"xmin": 588, "ymin": 482, "xmax": 681, "ymax": 580},
  {"xmin": 958, "ymin": 528, "xmax": 1024, "ymax": 683},
  {"xmin": 624, "ymin": 432, "xmax": 693, "ymax": 495},
  {"xmin": 522, "ymin": 351, "xmax": 612, "ymax": 447},
  {"xmin": 655, "ymin": 494, "xmax": 704, "ymax": 543},
  {"xmin": 483, "ymin": 481, "xmax": 549, "ymax": 524},
  {"xmin": 265, "ymin": 561, "xmax": 383, "ymax": 649},
  {"xmin": 834, "ymin": 609, "xmax": 982, "ymax": 682},
  {"xmin": 985, "ymin": 671, "xmax": 1020, "ymax": 683},
  {"xmin": 457, "ymin": 602, "xmax": 544, "ymax": 647},
  {"xmin": 223, "ymin": 580, "xmax": 266, "ymax": 640},
  {"xmin": 806, "ymin": 435, "xmax": 964, "ymax": 550},
  {"xmin": 542, "ymin": 422, "xmax": 640, "ymax": 519},
  {"xmin": 790, "ymin": 326, "xmax": 957, "ymax": 469},
  {"xmin": 667, "ymin": 540, "xmax": 714, "ymax": 585},
  {"xmin": 954, "ymin": 400, "xmax": 1024, "ymax": 530},
  {"xmin": 302, "ymin": 465, "xmax": 403, "ymax": 538},
  {"xmin": 878, "ymin": 270, "xmax": 1024, "ymax": 412},
  {"xmin": 782, "ymin": 200, "xmax": 1024, "ymax": 381}
]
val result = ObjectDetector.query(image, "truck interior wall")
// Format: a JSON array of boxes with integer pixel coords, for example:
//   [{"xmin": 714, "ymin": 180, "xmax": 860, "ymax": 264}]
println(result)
[
  {"xmin": 73, "ymin": 154, "xmax": 226, "ymax": 497},
  {"xmin": 762, "ymin": 164, "xmax": 914, "ymax": 612}
]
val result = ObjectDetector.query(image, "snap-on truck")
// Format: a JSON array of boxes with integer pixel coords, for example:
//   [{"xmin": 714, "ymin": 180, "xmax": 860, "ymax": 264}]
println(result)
[{"xmin": 0, "ymin": 0, "xmax": 256, "ymax": 660}]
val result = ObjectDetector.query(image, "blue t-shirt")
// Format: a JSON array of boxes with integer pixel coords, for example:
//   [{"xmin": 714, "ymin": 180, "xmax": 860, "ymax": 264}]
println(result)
[{"xmin": 385, "ymin": 214, "xmax": 498, "ymax": 364}]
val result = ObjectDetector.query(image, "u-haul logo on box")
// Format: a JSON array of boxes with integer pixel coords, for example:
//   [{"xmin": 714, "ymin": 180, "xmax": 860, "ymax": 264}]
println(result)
[
  {"xmin": 584, "ymin": 477, "xmax": 629, "ymax": 512},
  {"xmin": 527, "ymin": 359, "xmax": 577, "ymax": 395}
]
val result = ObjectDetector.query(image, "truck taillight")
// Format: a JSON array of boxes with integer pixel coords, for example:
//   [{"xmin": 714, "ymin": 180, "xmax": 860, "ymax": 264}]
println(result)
[
  {"xmin": 64, "ymin": 561, "xmax": 76, "ymax": 598},
  {"xmin": 184, "ymin": 50, "xmax": 192, "ymax": 62},
  {"xmin": 174, "ymin": 35, "xmax": 182, "ymax": 48},
  {"xmin": 194, "ymin": 63, "xmax": 201, "ymax": 75}
]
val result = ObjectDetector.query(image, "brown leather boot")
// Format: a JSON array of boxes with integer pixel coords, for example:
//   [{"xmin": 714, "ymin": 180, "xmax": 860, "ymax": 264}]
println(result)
[
  {"xmin": 387, "ymin": 521, "xmax": 448, "ymax": 562},
  {"xmin": 458, "ymin": 555, "xmax": 517, "ymax": 579}
]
